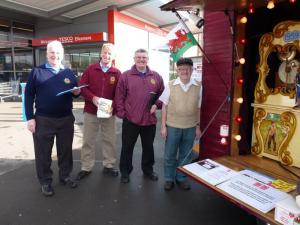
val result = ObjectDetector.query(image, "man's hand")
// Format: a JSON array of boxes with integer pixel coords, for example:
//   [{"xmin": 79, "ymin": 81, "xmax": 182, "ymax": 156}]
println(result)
[
  {"xmin": 160, "ymin": 125, "xmax": 167, "ymax": 139},
  {"xmin": 27, "ymin": 119, "xmax": 36, "ymax": 133},
  {"xmin": 92, "ymin": 96, "xmax": 100, "ymax": 107},
  {"xmin": 150, "ymin": 104, "xmax": 157, "ymax": 114}
]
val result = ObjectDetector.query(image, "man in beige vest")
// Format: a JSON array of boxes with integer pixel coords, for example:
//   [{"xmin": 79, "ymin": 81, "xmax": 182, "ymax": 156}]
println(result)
[{"xmin": 159, "ymin": 57, "xmax": 202, "ymax": 191}]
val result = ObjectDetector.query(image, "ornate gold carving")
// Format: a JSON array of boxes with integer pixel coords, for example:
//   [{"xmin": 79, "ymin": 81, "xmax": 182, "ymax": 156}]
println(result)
[
  {"xmin": 280, "ymin": 86, "xmax": 295, "ymax": 98},
  {"xmin": 277, "ymin": 46, "xmax": 296, "ymax": 61},
  {"xmin": 273, "ymin": 21, "xmax": 300, "ymax": 38},
  {"xmin": 260, "ymin": 33, "xmax": 274, "ymax": 47},
  {"xmin": 255, "ymin": 21, "xmax": 300, "ymax": 103},
  {"xmin": 251, "ymin": 108, "xmax": 266, "ymax": 154},
  {"xmin": 255, "ymin": 37, "xmax": 272, "ymax": 103},
  {"xmin": 252, "ymin": 109, "xmax": 296, "ymax": 165},
  {"xmin": 278, "ymin": 112, "xmax": 297, "ymax": 165}
]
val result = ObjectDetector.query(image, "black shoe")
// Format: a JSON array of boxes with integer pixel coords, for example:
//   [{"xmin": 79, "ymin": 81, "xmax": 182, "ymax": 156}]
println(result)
[
  {"xmin": 120, "ymin": 175, "xmax": 130, "ymax": 183},
  {"xmin": 176, "ymin": 180, "xmax": 191, "ymax": 190},
  {"xmin": 144, "ymin": 172, "xmax": 158, "ymax": 181},
  {"xmin": 60, "ymin": 177, "xmax": 78, "ymax": 188},
  {"xmin": 103, "ymin": 167, "xmax": 119, "ymax": 177},
  {"xmin": 164, "ymin": 181, "xmax": 175, "ymax": 191},
  {"xmin": 41, "ymin": 184, "xmax": 54, "ymax": 197},
  {"xmin": 76, "ymin": 170, "xmax": 92, "ymax": 180}
]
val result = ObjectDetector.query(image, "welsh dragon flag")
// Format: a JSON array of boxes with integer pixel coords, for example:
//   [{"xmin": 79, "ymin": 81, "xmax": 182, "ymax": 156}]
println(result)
[{"xmin": 167, "ymin": 20, "xmax": 198, "ymax": 62}]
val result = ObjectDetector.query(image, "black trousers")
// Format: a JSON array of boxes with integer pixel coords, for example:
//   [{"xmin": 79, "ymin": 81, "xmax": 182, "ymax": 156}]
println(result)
[
  {"xmin": 119, "ymin": 118, "xmax": 156, "ymax": 176},
  {"xmin": 33, "ymin": 115, "xmax": 74, "ymax": 185}
]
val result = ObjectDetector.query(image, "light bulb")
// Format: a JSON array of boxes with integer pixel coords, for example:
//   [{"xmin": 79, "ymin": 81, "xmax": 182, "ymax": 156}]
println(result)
[
  {"xmin": 248, "ymin": 2, "xmax": 255, "ymax": 14},
  {"xmin": 236, "ymin": 97, "xmax": 244, "ymax": 104},
  {"xmin": 234, "ymin": 135, "xmax": 242, "ymax": 141},
  {"xmin": 239, "ymin": 58, "xmax": 246, "ymax": 64},
  {"xmin": 267, "ymin": 0, "xmax": 275, "ymax": 9},
  {"xmin": 237, "ymin": 78, "xmax": 244, "ymax": 85},
  {"xmin": 235, "ymin": 116, "xmax": 243, "ymax": 123},
  {"xmin": 240, "ymin": 16, "xmax": 247, "ymax": 24},
  {"xmin": 239, "ymin": 38, "xmax": 246, "ymax": 44},
  {"xmin": 220, "ymin": 137, "xmax": 228, "ymax": 145}
]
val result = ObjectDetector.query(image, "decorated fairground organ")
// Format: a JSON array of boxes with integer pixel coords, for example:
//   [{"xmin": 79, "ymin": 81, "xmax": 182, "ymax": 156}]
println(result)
[{"xmin": 252, "ymin": 21, "xmax": 300, "ymax": 167}]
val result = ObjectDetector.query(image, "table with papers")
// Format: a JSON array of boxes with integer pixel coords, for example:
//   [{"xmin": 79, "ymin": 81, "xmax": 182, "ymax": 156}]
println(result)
[{"xmin": 179, "ymin": 155, "xmax": 300, "ymax": 225}]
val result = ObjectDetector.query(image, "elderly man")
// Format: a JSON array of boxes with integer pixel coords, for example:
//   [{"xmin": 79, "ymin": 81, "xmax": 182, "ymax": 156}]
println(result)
[
  {"xmin": 76, "ymin": 43, "xmax": 121, "ymax": 180},
  {"xmin": 115, "ymin": 48, "xmax": 164, "ymax": 183},
  {"xmin": 160, "ymin": 57, "xmax": 202, "ymax": 191},
  {"xmin": 25, "ymin": 40, "xmax": 79, "ymax": 196}
]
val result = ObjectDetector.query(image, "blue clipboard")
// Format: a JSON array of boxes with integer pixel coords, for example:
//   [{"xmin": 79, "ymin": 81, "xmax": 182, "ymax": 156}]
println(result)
[{"xmin": 56, "ymin": 84, "xmax": 89, "ymax": 96}]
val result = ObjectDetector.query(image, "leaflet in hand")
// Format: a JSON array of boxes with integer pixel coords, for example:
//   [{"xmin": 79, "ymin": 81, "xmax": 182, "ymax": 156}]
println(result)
[
  {"xmin": 97, "ymin": 97, "xmax": 112, "ymax": 118},
  {"xmin": 56, "ymin": 84, "xmax": 89, "ymax": 96}
]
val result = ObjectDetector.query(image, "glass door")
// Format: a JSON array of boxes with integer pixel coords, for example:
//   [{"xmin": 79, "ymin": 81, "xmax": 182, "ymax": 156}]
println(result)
[{"xmin": 64, "ymin": 50, "xmax": 100, "ymax": 80}]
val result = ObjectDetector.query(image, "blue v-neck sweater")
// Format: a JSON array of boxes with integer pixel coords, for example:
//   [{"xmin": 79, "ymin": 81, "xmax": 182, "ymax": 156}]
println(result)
[{"xmin": 25, "ymin": 64, "xmax": 78, "ymax": 120}]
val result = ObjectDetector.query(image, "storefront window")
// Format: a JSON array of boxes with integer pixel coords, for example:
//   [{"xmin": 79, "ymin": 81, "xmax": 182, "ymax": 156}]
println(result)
[
  {"xmin": 64, "ymin": 51, "xmax": 100, "ymax": 79},
  {"xmin": 0, "ymin": 19, "xmax": 10, "ymax": 34},
  {"xmin": 14, "ymin": 47, "xmax": 33, "ymax": 71},
  {"xmin": 0, "ymin": 19, "xmax": 34, "ymax": 100},
  {"xmin": 0, "ymin": 48, "xmax": 13, "ymax": 82}
]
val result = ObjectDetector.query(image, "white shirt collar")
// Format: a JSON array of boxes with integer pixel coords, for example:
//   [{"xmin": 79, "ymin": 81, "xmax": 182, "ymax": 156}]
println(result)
[
  {"xmin": 45, "ymin": 63, "xmax": 64, "ymax": 70},
  {"xmin": 173, "ymin": 77, "xmax": 199, "ymax": 86}
]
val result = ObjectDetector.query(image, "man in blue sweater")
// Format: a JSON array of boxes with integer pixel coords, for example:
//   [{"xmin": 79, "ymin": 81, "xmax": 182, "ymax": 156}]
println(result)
[{"xmin": 25, "ymin": 40, "xmax": 80, "ymax": 196}]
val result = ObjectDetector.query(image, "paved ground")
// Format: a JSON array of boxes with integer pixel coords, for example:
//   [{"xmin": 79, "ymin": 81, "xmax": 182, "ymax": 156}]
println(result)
[{"xmin": 0, "ymin": 101, "xmax": 258, "ymax": 225}]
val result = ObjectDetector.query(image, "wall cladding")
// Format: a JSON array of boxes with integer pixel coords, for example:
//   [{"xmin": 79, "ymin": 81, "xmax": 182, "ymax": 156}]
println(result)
[{"xmin": 200, "ymin": 11, "xmax": 233, "ymax": 158}]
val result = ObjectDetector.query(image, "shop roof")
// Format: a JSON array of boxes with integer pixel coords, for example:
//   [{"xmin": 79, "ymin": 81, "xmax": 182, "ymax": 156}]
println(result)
[
  {"xmin": 160, "ymin": 0, "xmax": 286, "ymax": 12},
  {"xmin": 0, "ymin": 0, "xmax": 179, "ymax": 29}
]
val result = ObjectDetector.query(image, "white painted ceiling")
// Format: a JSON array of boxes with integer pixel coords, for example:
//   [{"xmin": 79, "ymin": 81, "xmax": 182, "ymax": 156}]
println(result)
[{"xmin": 1, "ymin": 0, "xmax": 187, "ymax": 29}]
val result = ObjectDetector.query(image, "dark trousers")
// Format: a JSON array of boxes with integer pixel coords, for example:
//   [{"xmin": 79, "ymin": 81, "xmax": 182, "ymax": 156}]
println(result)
[
  {"xmin": 33, "ymin": 115, "xmax": 75, "ymax": 185},
  {"xmin": 119, "ymin": 118, "xmax": 156, "ymax": 176}
]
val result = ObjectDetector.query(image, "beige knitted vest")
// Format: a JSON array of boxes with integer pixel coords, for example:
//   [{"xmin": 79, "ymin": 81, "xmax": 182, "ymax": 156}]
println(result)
[{"xmin": 166, "ymin": 80, "xmax": 200, "ymax": 128}]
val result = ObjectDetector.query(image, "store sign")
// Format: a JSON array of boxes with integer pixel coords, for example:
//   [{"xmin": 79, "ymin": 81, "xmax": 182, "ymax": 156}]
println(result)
[{"xmin": 32, "ymin": 32, "xmax": 107, "ymax": 46}]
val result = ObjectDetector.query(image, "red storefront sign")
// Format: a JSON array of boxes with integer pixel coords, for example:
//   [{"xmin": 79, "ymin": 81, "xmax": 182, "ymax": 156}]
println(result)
[{"xmin": 32, "ymin": 32, "xmax": 107, "ymax": 46}]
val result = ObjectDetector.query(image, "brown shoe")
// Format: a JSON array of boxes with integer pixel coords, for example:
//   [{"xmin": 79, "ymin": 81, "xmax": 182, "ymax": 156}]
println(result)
[
  {"xmin": 176, "ymin": 180, "xmax": 191, "ymax": 190},
  {"xmin": 164, "ymin": 181, "xmax": 174, "ymax": 191}
]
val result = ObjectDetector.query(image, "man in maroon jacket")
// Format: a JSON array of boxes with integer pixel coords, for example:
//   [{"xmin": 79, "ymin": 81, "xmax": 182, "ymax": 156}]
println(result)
[
  {"xmin": 76, "ymin": 43, "xmax": 121, "ymax": 180},
  {"xmin": 115, "ymin": 48, "xmax": 164, "ymax": 183}
]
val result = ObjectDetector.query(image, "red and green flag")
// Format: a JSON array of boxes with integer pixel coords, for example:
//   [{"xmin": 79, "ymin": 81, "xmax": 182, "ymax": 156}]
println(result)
[{"xmin": 167, "ymin": 20, "xmax": 198, "ymax": 62}]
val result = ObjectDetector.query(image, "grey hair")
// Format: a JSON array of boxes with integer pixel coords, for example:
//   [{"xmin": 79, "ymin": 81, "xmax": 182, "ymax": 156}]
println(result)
[
  {"xmin": 47, "ymin": 40, "xmax": 64, "ymax": 53},
  {"xmin": 101, "ymin": 43, "xmax": 116, "ymax": 57},
  {"xmin": 134, "ymin": 48, "xmax": 148, "ymax": 55}
]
